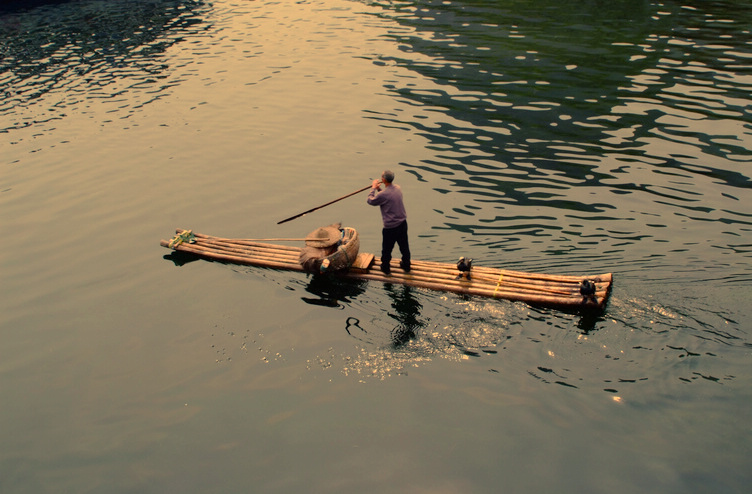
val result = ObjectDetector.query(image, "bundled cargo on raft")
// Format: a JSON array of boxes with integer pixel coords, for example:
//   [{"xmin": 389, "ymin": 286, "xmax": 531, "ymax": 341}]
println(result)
[{"xmin": 298, "ymin": 223, "xmax": 360, "ymax": 274}]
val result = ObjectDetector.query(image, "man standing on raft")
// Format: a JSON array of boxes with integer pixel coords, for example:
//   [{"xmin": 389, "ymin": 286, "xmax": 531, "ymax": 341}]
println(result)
[{"xmin": 367, "ymin": 170, "xmax": 411, "ymax": 275}]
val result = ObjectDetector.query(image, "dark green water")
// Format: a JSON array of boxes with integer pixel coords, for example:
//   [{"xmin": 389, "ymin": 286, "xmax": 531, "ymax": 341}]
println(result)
[{"xmin": 2, "ymin": 0, "xmax": 750, "ymax": 492}]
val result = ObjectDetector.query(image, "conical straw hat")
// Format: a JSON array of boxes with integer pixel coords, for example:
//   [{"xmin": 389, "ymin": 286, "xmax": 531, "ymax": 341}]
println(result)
[{"xmin": 305, "ymin": 225, "xmax": 341, "ymax": 248}]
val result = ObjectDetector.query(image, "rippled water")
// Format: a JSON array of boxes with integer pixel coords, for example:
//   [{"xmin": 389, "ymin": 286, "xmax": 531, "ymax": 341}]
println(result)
[{"xmin": 2, "ymin": 0, "xmax": 751, "ymax": 493}]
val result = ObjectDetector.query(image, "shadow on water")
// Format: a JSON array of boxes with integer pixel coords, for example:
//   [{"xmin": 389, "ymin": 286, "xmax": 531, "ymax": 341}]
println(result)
[
  {"xmin": 162, "ymin": 250, "xmax": 201, "ymax": 267},
  {"xmin": 0, "ymin": 0, "xmax": 211, "ymax": 132}
]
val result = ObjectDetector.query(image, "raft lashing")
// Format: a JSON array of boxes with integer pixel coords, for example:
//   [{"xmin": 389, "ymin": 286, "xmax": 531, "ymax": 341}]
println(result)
[{"xmin": 161, "ymin": 228, "xmax": 613, "ymax": 311}]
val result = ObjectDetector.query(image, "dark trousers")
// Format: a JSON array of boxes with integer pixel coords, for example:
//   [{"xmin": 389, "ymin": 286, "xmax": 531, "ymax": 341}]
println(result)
[{"xmin": 382, "ymin": 220, "xmax": 410, "ymax": 268}]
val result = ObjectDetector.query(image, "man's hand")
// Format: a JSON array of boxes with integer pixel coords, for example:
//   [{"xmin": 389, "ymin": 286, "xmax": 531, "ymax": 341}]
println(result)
[{"xmin": 372, "ymin": 179, "xmax": 382, "ymax": 190}]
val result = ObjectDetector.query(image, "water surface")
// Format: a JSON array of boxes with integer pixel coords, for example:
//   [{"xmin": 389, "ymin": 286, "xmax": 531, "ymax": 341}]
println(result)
[{"xmin": 1, "ymin": 0, "xmax": 751, "ymax": 492}]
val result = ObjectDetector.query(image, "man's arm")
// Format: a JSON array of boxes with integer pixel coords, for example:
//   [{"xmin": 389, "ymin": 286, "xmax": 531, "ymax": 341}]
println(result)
[{"xmin": 367, "ymin": 178, "xmax": 386, "ymax": 206}]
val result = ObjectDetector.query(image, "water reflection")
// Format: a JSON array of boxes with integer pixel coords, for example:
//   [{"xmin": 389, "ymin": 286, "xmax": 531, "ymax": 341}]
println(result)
[
  {"xmin": 384, "ymin": 284, "xmax": 425, "ymax": 346},
  {"xmin": 301, "ymin": 275, "xmax": 367, "ymax": 308},
  {"xmin": 0, "ymin": 0, "xmax": 211, "ymax": 133},
  {"xmin": 340, "ymin": 291, "xmax": 513, "ymax": 379},
  {"xmin": 304, "ymin": 277, "xmax": 425, "ymax": 346},
  {"xmin": 575, "ymin": 310, "xmax": 605, "ymax": 334}
]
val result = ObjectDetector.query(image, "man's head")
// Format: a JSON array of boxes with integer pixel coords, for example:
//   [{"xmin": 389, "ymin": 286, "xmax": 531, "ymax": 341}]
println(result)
[{"xmin": 382, "ymin": 170, "xmax": 395, "ymax": 184}]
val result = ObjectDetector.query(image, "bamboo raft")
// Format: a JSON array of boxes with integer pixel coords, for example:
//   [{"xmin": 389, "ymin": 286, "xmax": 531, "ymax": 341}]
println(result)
[{"xmin": 160, "ymin": 229, "xmax": 613, "ymax": 311}]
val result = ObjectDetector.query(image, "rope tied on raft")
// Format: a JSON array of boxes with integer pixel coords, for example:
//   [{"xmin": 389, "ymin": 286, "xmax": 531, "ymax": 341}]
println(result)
[
  {"xmin": 319, "ymin": 229, "xmax": 352, "ymax": 273},
  {"xmin": 337, "ymin": 242, "xmax": 352, "ymax": 267},
  {"xmin": 168, "ymin": 230, "xmax": 196, "ymax": 248},
  {"xmin": 493, "ymin": 273, "xmax": 504, "ymax": 297}
]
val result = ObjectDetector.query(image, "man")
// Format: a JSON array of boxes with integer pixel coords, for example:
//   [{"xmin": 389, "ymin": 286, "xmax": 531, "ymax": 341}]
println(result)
[{"xmin": 367, "ymin": 170, "xmax": 411, "ymax": 275}]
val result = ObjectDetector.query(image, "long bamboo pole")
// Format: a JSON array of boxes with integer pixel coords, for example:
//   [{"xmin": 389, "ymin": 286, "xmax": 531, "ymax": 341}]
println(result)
[
  {"xmin": 212, "ymin": 237, "xmax": 318, "ymax": 242},
  {"xmin": 369, "ymin": 261, "xmax": 607, "ymax": 298},
  {"xmin": 197, "ymin": 242, "xmax": 298, "ymax": 262},
  {"xmin": 161, "ymin": 240, "xmax": 306, "ymax": 271},
  {"xmin": 162, "ymin": 231, "xmax": 612, "ymax": 308},
  {"xmin": 167, "ymin": 235, "xmax": 607, "ymax": 295},
  {"xmin": 380, "ymin": 259, "xmax": 609, "ymax": 292},
  {"xmin": 176, "ymin": 230, "xmax": 611, "ymax": 287},
  {"xmin": 412, "ymin": 258, "xmax": 612, "ymax": 284},
  {"xmin": 276, "ymin": 183, "xmax": 375, "ymax": 225},
  {"xmin": 174, "ymin": 242, "xmax": 607, "ymax": 305},
  {"xmin": 177, "ymin": 230, "xmax": 304, "ymax": 253},
  {"xmin": 193, "ymin": 237, "xmax": 300, "ymax": 259}
]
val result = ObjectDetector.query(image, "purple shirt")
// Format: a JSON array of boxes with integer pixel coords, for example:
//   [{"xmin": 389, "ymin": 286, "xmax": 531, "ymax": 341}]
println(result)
[{"xmin": 367, "ymin": 184, "xmax": 407, "ymax": 228}]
